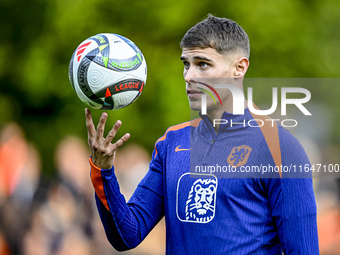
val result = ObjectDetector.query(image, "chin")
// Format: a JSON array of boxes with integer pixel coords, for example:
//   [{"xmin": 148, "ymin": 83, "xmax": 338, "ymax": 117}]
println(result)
[{"xmin": 188, "ymin": 101, "xmax": 202, "ymax": 112}]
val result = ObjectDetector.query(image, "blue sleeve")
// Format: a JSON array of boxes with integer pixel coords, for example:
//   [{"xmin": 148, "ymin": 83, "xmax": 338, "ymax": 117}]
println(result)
[
  {"xmin": 90, "ymin": 146, "xmax": 165, "ymax": 251},
  {"xmin": 265, "ymin": 129, "xmax": 319, "ymax": 254}
]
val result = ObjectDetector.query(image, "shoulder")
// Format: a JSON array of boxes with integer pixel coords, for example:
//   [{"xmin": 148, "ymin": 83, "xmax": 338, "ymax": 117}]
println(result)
[
  {"xmin": 278, "ymin": 126, "xmax": 310, "ymax": 164},
  {"xmin": 153, "ymin": 118, "xmax": 201, "ymax": 157},
  {"xmin": 278, "ymin": 125, "xmax": 304, "ymax": 148},
  {"xmin": 155, "ymin": 118, "xmax": 201, "ymax": 146}
]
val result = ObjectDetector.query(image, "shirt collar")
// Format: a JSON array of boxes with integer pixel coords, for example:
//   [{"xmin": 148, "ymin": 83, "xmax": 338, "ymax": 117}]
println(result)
[{"xmin": 197, "ymin": 108, "xmax": 253, "ymax": 139}]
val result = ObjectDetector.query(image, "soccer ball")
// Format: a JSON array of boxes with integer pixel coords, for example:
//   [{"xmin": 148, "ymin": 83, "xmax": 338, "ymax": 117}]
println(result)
[{"xmin": 69, "ymin": 33, "xmax": 147, "ymax": 110}]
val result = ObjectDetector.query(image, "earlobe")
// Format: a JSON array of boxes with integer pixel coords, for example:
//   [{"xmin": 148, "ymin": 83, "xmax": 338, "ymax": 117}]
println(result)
[{"xmin": 235, "ymin": 57, "xmax": 249, "ymax": 78}]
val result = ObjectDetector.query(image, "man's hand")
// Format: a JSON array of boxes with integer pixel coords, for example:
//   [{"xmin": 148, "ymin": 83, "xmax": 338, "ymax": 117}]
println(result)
[{"xmin": 85, "ymin": 108, "xmax": 130, "ymax": 169}]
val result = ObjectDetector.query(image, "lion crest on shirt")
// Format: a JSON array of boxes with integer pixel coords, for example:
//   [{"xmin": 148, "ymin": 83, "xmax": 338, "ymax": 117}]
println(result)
[
  {"xmin": 227, "ymin": 145, "xmax": 252, "ymax": 167},
  {"xmin": 185, "ymin": 178, "xmax": 217, "ymax": 223}
]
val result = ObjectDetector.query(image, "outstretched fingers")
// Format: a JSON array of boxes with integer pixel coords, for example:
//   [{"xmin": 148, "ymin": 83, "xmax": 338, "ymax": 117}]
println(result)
[
  {"xmin": 85, "ymin": 109, "xmax": 130, "ymax": 169},
  {"xmin": 104, "ymin": 120, "xmax": 122, "ymax": 146},
  {"xmin": 104, "ymin": 120, "xmax": 130, "ymax": 152},
  {"xmin": 111, "ymin": 133, "xmax": 130, "ymax": 152},
  {"xmin": 85, "ymin": 108, "xmax": 96, "ymax": 141},
  {"xmin": 95, "ymin": 112, "xmax": 108, "ymax": 143}
]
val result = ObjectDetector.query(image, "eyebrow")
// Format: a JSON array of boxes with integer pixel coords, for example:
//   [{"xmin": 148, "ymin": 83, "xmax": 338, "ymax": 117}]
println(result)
[{"xmin": 180, "ymin": 56, "xmax": 213, "ymax": 62}]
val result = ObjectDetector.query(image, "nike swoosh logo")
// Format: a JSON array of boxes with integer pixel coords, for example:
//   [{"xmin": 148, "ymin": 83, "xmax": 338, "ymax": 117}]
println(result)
[{"xmin": 175, "ymin": 145, "xmax": 191, "ymax": 152}]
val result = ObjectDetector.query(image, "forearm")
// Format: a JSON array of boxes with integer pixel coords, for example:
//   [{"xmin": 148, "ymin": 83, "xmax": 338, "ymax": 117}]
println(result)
[
  {"xmin": 91, "ymin": 158, "xmax": 141, "ymax": 250},
  {"xmin": 85, "ymin": 109, "xmax": 165, "ymax": 250},
  {"xmin": 95, "ymin": 194, "xmax": 136, "ymax": 251},
  {"xmin": 90, "ymin": 158, "xmax": 164, "ymax": 250}
]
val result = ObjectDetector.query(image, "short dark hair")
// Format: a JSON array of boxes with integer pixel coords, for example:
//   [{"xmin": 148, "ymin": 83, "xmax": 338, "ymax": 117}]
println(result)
[{"xmin": 180, "ymin": 14, "xmax": 250, "ymax": 58}]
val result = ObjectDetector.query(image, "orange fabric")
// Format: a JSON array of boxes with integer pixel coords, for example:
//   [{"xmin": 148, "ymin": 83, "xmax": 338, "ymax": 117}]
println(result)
[
  {"xmin": 250, "ymin": 105, "xmax": 282, "ymax": 178},
  {"xmin": 90, "ymin": 158, "xmax": 110, "ymax": 211},
  {"xmin": 154, "ymin": 119, "xmax": 201, "ymax": 158}
]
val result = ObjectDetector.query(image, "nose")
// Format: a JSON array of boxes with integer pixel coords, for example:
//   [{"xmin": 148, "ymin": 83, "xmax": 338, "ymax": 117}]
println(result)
[{"xmin": 184, "ymin": 66, "xmax": 196, "ymax": 84}]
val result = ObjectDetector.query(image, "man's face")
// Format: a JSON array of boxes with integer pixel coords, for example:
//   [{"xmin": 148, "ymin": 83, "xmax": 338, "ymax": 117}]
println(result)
[{"xmin": 181, "ymin": 47, "xmax": 238, "ymax": 112}]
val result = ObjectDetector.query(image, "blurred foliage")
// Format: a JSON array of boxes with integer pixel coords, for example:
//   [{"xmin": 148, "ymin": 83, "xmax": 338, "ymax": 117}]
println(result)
[{"xmin": 0, "ymin": 0, "xmax": 339, "ymax": 174}]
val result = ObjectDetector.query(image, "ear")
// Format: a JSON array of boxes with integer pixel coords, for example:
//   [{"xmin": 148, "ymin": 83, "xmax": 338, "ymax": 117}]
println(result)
[{"xmin": 234, "ymin": 57, "xmax": 249, "ymax": 78}]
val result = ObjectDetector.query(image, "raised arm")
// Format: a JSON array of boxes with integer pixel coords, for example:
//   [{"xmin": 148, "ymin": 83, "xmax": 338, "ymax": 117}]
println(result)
[{"xmin": 85, "ymin": 108, "xmax": 164, "ymax": 251}]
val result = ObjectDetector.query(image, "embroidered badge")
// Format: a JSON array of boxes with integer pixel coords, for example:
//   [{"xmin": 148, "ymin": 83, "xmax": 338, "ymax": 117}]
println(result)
[
  {"xmin": 176, "ymin": 173, "xmax": 217, "ymax": 223},
  {"xmin": 227, "ymin": 145, "xmax": 252, "ymax": 167}
]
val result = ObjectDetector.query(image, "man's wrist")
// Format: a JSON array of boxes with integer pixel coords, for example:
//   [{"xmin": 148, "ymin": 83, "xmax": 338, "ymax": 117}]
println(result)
[{"xmin": 89, "ymin": 157, "xmax": 114, "ymax": 171}]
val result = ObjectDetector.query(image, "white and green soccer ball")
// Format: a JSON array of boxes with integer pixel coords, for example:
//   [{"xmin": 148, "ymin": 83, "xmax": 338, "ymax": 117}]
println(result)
[{"xmin": 69, "ymin": 33, "xmax": 147, "ymax": 110}]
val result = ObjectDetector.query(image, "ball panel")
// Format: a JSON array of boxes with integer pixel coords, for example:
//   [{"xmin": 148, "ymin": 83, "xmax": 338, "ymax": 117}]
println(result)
[
  {"xmin": 86, "ymin": 61, "xmax": 131, "ymax": 93},
  {"xmin": 118, "ymin": 58, "xmax": 147, "ymax": 82},
  {"xmin": 94, "ymin": 79, "xmax": 144, "ymax": 98},
  {"xmin": 75, "ymin": 40, "xmax": 97, "ymax": 63},
  {"xmin": 101, "ymin": 90, "xmax": 114, "ymax": 110},
  {"xmin": 112, "ymin": 91, "xmax": 140, "ymax": 109},
  {"xmin": 106, "ymin": 54, "xmax": 142, "ymax": 72},
  {"xmin": 69, "ymin": 51, "xmax": 76, "ymax": 91},
  {"xmin": 115, "ymin": 34, "xmax": 143, "ymax": 58},
  {"xmin": 73, "ymin": 81, "xmax": 103, "ymax": 110},
  {"xmin": 76, "ymin": 56, "xmax": 103, "ymax": 105},
  {"xmin": 89, "ymin": 34, "xmax": 110, "ymax": 65}
]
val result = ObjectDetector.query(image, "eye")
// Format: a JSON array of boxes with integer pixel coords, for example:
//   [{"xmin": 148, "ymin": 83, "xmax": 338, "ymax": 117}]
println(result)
[
  {"xmin": 183, "ymin": 61, "xmax": 190, "ymax": 69},
  {"xmin": 199, "ymin": 62, "xmax": 209, "ymax": 68}
]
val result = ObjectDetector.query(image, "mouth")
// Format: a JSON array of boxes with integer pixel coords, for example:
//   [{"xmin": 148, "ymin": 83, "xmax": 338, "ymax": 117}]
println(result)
[
  {"xmin": 187, "ymin": 79, "xmax": 209, "ymax": 98},
  {"xmin": 187, "ymin": 89, "xmax": 203, "ymax": 98}
]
